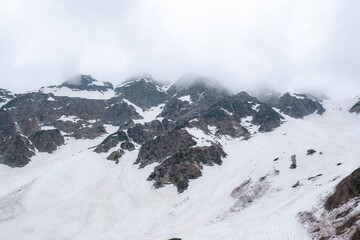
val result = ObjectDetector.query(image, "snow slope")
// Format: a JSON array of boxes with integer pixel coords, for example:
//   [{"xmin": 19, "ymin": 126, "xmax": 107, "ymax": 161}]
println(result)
[
  {"xmin": 0, "ymin": 99, "xmax": 359, "ymax": 240},
  {"xmin": 40, "ymin": 87, "xmax": 116, "ymax": 100}
]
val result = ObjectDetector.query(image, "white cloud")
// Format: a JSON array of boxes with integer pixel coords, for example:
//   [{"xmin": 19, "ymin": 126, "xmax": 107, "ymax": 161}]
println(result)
[{"xmin": 0, "ymin": 0, "xmax": 359, "ymax": 98}]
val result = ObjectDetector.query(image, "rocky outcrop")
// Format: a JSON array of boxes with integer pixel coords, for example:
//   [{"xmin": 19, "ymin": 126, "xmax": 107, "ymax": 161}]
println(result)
[
  {"xmin": 135, "ymin": 129, "xmax": 196, "ymax": 168},
  {"xmin": 29, "ymin": 129, "xmax": 64, "ymax": 153},
  {"xmin": 127, "ymin": 119, "xmax": 176, "ymax": 145},
  {"xmin": 325, "ymin": 167, "xmax": 360, "ymax": 210},
  {"xmin": 0, "ymin": 134, "xmax": 35, "ymax": 167},
  {"xmin": 115, "ymin": 75, "xmax": 167, "ymax": 109},
  {"xmin": 277, "ymin": 93, "xmax": 325, "ymax": 118},
  {"xmin": 0, "ymin": 110, "xmax": 16, "ymax": 140},
  {"xmin": 2, "ymin": 93, "xmax": 141, "ymax": 139},
  {"xmin": 94, "ymin": 131, "xmax": 129, "ymax": 153},
  {"xmin": 201, "ymin": 92, "xmax": 283, "ymax": 134},
  {"xmin": 0, "ymin": 88, "xmax": 14, "ymax": 107},
  {"xmin": 148, "ymin": 144, "xmax": 226, "ymax": 193},
  {"xmin": 60, "ymin": 75, "xmax": 113, "ymax": 92},
  {"xmin": 160, "ymin": 76, "xmax": 231, "ymax": 122},
  {"xmin": 299, "ymin": 167, "xmax": 360, "ymax": 240},
  {"xmin": 350, "ymin": 101, "xmax": 360, "ymax": 114},
  {"xmin": 18, "ymin": 119, "xmax": 41, "ymax": 136},
  {"xmin": 107, "ymin": 150, "xmax": 125, "ymax": 163}
]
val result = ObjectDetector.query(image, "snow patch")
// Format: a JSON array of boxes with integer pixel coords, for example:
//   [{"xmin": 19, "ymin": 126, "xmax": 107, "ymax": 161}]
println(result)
[{"xmin": 178, "ymin": 95, "xmax": 193, "ymax": 104}]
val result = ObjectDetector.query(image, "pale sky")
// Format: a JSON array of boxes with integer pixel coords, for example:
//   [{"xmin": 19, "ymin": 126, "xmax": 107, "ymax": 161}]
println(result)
[{"xmin": 0, "ymin": 0, "xmax": 360, "ymax": 98}]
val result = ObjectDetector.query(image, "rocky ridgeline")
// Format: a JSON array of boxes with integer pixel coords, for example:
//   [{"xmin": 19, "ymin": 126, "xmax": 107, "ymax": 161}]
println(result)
[
  {"xmin": 257, "ymin": 91, "xmax": 325, "ymax": 118},
  {"xmin": 114, "ymin": 75, "xmax": 167, "ymax": 110},
  {"xmin": 0, "ymin": 88, "xmax": 14, "ymax": 107}
]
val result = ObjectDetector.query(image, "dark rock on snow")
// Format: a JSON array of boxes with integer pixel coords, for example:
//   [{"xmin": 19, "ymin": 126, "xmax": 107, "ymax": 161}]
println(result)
[
  {"xmin": 350, "ymin": 100, "xmax": 360, "ymax": 114},
  {"xmin": 29, "ymin": 129, "xmax": 64, "ymax": 153},
  {"xmin": 0, "ymin": 134, "xmax": 35, "ymax": 167},
  {"xmin": 115, "ymin": 75, "xmax": 167, "ymax": 110}
]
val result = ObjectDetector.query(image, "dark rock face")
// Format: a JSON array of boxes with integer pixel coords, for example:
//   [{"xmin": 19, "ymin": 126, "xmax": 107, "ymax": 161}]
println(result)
[
  {"xmin": 160, "ymin": 76, "xmax": 231, "ymax": 122},
  {"xmin": 350, "ymin": 101, "xmax": 360, "ymax": 114},
  {"xmin": 60, "ymin": 75, "xmax": 113, "ymax": 92},
  {"xmin": 120, "ymin": 141, "xmax": 135, "ymax": 151},
  {"xmin": 148, "ymin": 144, "xmax": 226, "ymax": 193},
  {"xmin": 0, "ymin": 88, "xmax": 14, "ymax": 107},
  {"xmin": 135, "ymin": 129, "xmax": 197, "ymax": 168},
  {"xmin": 277, "ymin": 93, "xmax": 325, "ymax": 118},
  {"xmin": 94, "ymin": 131, "xmax": 129, "ymax": 153},
  {"xmin": 29, "ymin": 129, "xmax": 64, "ymax": 153},
  {"xmin": 0, "ymin": 134, "xmax": 35, "ymax": 167},
  {"xmin": 2, "ymin": 93, "xmax": 141, "ymax": 138},
  {"xmin": 18, "ymin": 119, "xmax": 41, "ymax": 136},
  {"xmin": 115, "ymin": 76, "xmax": 167, "ymax": 110},
  {"xmin": 0, "ymin": 110, "xmax": 16, "ymax": 140},
  {"xmin": 127, "ymin": 119, "xmax": 176, "ymax": 145},
  {"xmin": 202, "ymin": 92, "xmax": 283, "ymax": 133},
  {"xmin": 107, "ymin": 150, "xmax": 125, "ymax": 163},
  {"xmin": 325, "ymin": 167, "xmax": 360, "ymax": 210}
]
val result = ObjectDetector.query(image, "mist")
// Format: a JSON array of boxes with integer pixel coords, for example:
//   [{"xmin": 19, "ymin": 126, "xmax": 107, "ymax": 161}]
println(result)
[{"xmin": 0, "ymin": 0, "xmax": 360, "ymax": 99}]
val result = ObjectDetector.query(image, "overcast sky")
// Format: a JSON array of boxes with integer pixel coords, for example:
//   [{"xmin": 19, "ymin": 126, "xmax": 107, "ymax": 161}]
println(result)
[{"xmin": 0, "ymin": 0, "xmax": 359, "ymax": 98}]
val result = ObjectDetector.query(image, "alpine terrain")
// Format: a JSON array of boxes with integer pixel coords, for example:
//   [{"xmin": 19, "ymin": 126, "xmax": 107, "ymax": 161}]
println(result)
[{"xmin": 0, "ymin": 74, "xmax": 359, "ymax": 240}]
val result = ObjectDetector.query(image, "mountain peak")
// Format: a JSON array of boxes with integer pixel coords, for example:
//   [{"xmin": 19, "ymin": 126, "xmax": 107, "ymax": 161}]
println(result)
[{"xmin": 61, "ymin": 75, "xmax": 114, "ymax": 91}]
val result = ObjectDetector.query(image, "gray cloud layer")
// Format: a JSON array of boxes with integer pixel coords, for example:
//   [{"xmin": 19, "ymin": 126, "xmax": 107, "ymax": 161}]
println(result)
[{"xmin": 0, "ymin": 0, "xmax": 360, "ymax": 98}]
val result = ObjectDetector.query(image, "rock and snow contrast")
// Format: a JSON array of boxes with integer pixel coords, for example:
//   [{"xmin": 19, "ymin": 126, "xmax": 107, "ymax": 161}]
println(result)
[{"xmin": 0, "ymin": 75, "xmax": 360, "ymax": 240}]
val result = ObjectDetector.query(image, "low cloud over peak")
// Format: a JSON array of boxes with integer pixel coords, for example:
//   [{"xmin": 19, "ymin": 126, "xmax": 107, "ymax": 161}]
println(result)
[{"xmin": 0, "ymin": 0, "xmax": 360, "ymax": 99}]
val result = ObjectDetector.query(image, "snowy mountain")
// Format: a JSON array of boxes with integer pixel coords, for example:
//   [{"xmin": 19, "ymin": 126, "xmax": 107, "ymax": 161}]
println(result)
[{"xmin": 0, "ymin": 75, "xmax": 359, "ymax": 240}]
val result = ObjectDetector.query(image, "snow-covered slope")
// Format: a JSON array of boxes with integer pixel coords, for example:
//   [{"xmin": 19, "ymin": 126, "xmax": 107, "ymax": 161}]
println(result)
[
  {"xmin": 40, "ymin": 75, "xmax": 116, "ymax": 99},
  {"xmin": 0, "ymin": 98, "xmax": 359, "ymax": 240}
]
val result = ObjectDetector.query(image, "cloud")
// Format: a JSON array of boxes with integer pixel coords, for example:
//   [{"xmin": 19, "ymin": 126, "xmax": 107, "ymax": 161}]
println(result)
[{"xmin": 0, "ymin": 0, "xmax": 359, "ymax": 98}]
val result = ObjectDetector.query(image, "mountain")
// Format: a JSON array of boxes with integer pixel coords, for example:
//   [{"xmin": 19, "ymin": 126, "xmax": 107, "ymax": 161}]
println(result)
[
  {"xmin": 40, "ymin": 74, "xmax": 115, "ymax": 99},
  {"xmin": 0, "ymin": 75, "xmax": 359, "ymax": 240},
  {"xmin": 160, "ymin": 75, "xmax": 231, "ymax": 122},
  {"xmin": 114, "ymin": 74, "xmax": 168, "ymax": 110}
]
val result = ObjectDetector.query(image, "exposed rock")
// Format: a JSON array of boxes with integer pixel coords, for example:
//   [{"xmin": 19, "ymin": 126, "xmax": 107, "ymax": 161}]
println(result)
[
  {"xmin": 3, "ymin": 92, "xmax": 141, "ymax": 138},
  {"xmin": 0, "ymin": 110, "xmax": 16, "ymax": 140},
  {"xmin": 351, "ymin": 228, "xmax": 360, "ymax": 240},
  {"xmin": 292, "ymin": 181, "xmax": 300, "ymax": 188},
  {"xmin": 290, "ymin": 154, "xmax": 297, "ymax": 169},
  {"xmin": 160, "ymin": 75, "xmax": 231, "ymax": 122},
  {"xmin": 135, "ymin": 129, "xmax": 197, "ymax": 168},
  {"xmin": 61, "ymin": 75, "xmax": 113, "ymax": 92},
  {"xmin": 120, "ymin": 141, "xmax": 135, "ymax": 151},
  {"xmin": 307, "ymin": 149, "xmax": 316, "ymax": 155},
  {"xmin": 127, "ymin": 119, "xmax": 176, "ymax": 145},
  {"xmin": 325, "ymin": 167, "xmax": 360, "ymax": 210},
  {"xmin": 201, "ymin": 92, "xmax": 282, "ymax": 134},
  {"xmin": 0, "ymin": 134, "xmax": 35, "ymax": 167},
  {"xmin": 107, "ymin": 150, "xmax": 125, "ymax": 163},
  {"xmin": 29, "ymin": 129, "xmax": 64, "ymax": 153},
  {"xmin": 18, "ymin": 119, "xmax": 41, "ymax": 136},
  {"xmin": 0, "ymin": 88, "xmax": 14, "ymax": 107},
  {"xmin": 148, "ymin": 144, "xmax": 226, "ymax": 193},
  {"xmin": 300, "ymin": 167, "xmax": 360, "ymax": 240},
  {"xmin": 308, "ymin": 174, "xmax": 323, "ymax": 181},
  {"xmin": 277, "ymin": 93, "xmax": 325, "ymax": 118},
  {"xmin": 350, "ymin": 101, "xmax": 360, "ymax": 114},
  {"xmin": 115, "ymin": 75, "xmax": 167, "ymax": 109},
  {"xmin": 94, "ymin": 131, "xmax": 128, "ymax": 153}
]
